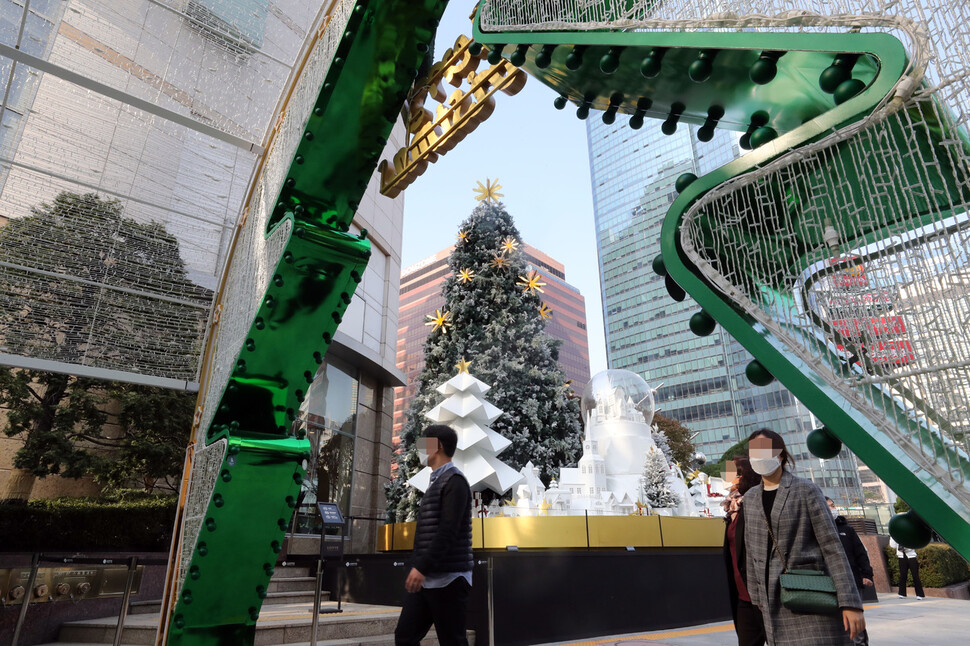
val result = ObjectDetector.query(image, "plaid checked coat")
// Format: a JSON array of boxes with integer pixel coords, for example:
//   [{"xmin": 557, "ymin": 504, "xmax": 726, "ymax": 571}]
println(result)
[{"xmin": 743, "ymin": 470, "xmax": 862, "ymax": 645}]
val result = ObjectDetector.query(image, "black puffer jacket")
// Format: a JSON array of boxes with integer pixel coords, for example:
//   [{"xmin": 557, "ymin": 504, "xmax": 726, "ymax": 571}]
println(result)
[
  {"xmin": 834, "ymin": 515, "xmax": 874, "ymax": 589},
  {"xmin": 411, "ymin": 465, "xmax": 473, "ymax": 575}
]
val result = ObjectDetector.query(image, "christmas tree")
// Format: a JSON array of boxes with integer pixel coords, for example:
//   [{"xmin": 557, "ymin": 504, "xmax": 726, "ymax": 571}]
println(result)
[
  {"xmin": 409, "ymin": 369, "xmax": 522, "ymax": 495},
  {"xmin": 641, "ymin": 446, "xmax": 679, "ymax": 509},
  {"xmin": 387, "ymin": 183, "xmax": 582, "ymax": 521}
]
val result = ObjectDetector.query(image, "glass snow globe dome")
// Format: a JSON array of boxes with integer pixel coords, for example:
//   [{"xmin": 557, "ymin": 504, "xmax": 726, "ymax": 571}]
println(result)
[{"xmin": 581, "ymin": 369, "xmax": 656, "ymax": 426}]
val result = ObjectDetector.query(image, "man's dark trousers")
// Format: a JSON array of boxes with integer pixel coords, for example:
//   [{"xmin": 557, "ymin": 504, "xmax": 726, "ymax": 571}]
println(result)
[{"xmin": 394, "ymin": 577, "xmax": 470, "ymax": 646}]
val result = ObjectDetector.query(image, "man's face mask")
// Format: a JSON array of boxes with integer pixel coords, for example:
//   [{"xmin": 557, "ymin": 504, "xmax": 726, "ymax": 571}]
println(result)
[{"xmin": 417, "ymin": 437, "xmax": 439, "ymax": 466}]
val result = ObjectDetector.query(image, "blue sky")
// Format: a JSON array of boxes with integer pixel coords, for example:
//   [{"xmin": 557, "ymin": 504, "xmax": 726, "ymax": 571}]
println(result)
[{"xmin": 400, "ymin": 0, "xmax": 608, "ymax": 374}]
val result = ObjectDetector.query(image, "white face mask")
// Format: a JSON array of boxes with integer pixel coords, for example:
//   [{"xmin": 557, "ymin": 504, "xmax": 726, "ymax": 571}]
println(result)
[
  {"xmin": 830, "ymin": 507, "xmax": 840, "ymax": 520},
  {"xmin": 417, "ymin": 449, "xmax": 429, "ymax": 466},
  {"xmin": 750, "ymin": 455, "xmax": 782, "ymax": 476}
]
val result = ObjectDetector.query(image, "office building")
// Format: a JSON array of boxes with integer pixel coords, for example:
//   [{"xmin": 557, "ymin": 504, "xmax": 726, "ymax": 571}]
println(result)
[{"xmin": 588, "ymin": 115, "xmax": 865, "ymax": 505}]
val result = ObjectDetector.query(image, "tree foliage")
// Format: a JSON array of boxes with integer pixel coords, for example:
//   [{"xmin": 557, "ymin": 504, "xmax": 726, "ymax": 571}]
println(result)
[
  {"xmin": 0, "ymin": 192, "xmax": 205, "ymax": 499},
  {"xmin": 641, "ymin": 446, "xmax": 678, "ymax": 508},
  {"xmin": 386, "ymin": 201, "xmax": 582, "ymax": 521},
  {"xmin": 653, "ymin": 413, "xmax": 696, "ymax": 469}
]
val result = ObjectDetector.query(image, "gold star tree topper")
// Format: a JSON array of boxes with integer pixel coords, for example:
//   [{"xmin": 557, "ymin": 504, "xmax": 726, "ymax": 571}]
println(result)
[
  {"xmin": 517, "ymin": 270, "xmax": 546, "ymax": 294},
  {"xmin": 455, "ymin": 356, "xmax": 472, "ymax": 373},
  {"xmin": 473, "ymin": 178, "xmax": 504, "ymax": 203},
  {"xmin": 500, "ymin": 236, "xmax": 519, "ymax": 254},
  {"xmin": 457, "ymin": 268, "xmax": 475, "ymax": 283},
  {"xmin": 424, "ymin": 308, "xmax": 452, "ymax": 333}
]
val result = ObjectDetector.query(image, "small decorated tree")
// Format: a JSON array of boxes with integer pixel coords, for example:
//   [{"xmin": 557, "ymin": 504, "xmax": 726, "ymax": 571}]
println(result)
[{"xmin": 641, "ymin": 446, "xmax": 679, "ymax": 509}]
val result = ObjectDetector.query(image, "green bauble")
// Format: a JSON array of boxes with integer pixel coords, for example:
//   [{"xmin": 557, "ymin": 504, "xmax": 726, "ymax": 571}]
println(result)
[
  {"xmin": 749, "ymin": 126, "xmax": 778, "ymax": 149},
  {"xmin": 688, "ymin": 58, "xmax": 713, "ymax": 83},
  {"xmin": 652, "ymin": 253, "xmax": 666, "ymax": 276},
  {"xmin": 665, "ymin": 274, "xmax": 686, "ymax": 302},
  {"xmin": 535, "ymin": 47, "xmax": 552, "ymax": 69},
  {"xmin": 689, "ymin": 310, "xmax": 716, "ymax": 336},
  {"xmin": 487, "ymin": 45, "xmax": 505, "ymax": 65},
  {"xmin": 889, "ymin": 512, "xmax": 932, "ymax": 549},
  {"xmin": 834, "ymin": 78, "xmax": 866, "ymax": 105},
  {"xmin": 749, "ymin": 58, "xmax": 777, "ymax": 85},
  {"xmin": 819, "ymin": 65, "xmax": 849, "ymax": 93},
  {"xmin": 553, "ymin": 95, "xmax": 568, "ymax": 110},
  {"xmin": 566, "ymin": 49, "xmax": 583, "ymax": 70},
  {"xmin": 640, "ymin": 54, "xmax": 661, "ymax": 78},
  {"xmin": 675, "ymin": 173, "xmax": 697, "ymax": 194},
  {"xmin": 745, "ymin": 360, "xmax": 774, "ymax": 386},
  {"xmin": 600, "ymin": 51, "xmax": 619, "ymax": 74},
  {"xmin": 806, "ymin": 427, "xmax": 842, "ymax": 459},
  {"xmin": 509, "ymin": 44, "xmax": 529, "ymax": 67}
]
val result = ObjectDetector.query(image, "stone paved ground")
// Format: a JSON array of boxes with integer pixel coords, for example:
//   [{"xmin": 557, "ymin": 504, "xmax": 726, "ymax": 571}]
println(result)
[{"xmin": 537, "ymin": 594, "xmax": 969, "ymax": 646}]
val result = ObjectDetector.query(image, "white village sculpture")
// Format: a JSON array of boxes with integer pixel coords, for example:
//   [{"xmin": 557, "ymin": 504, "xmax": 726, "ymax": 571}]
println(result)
[
  {"xmin": 501, "ymin": 369, "xmax": 729, "ymax": 517},
  {"xmin": 408, "ymin": 370, "xmax": 523, "ymax": 495}
]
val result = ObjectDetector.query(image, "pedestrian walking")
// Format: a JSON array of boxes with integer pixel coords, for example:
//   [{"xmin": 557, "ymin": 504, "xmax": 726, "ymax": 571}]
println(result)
[
  {"xmin": 826, "ymin": 497, "xmax": 873, "ymax": 645},
  {"xmin": 890, "ymin": 537, "xmax": 925, "ymax": 600},
  {"xmin": 743, "ymin": 428, "xmax": 865, "ymax": 645},
  {"xmin": 394, "ymin": 424, "xmax": 473, "ymax": 646},
  {"xmin": 723, "ymin": 456, "xmax": 767, "ymax": 645}
]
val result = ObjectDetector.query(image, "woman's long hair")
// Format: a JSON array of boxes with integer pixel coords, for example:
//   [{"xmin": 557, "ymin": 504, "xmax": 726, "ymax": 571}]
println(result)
[
  {"xmin": 747, "ymin": 427, "xmax": 795, "ymax": 469},
  {"xmin": 733, "ymin": 456, "xmax": 761, "ymax": 495}
]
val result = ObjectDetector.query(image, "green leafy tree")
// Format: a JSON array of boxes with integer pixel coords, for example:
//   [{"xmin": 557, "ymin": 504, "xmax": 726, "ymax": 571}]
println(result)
[
  {"xmin": 653, "ymin": 413, "xmax": 696, "ymax": 469},
  {"xmin": 94, "ymin": 384, "xmax": 195, "ymax": 493},
  {"xmin": 0, "ymin": 192, "xmax": 208, "ymax": 500},
  {"xmin": 386, "ymin": 200, "xmax": 582, "ymax": 521}
]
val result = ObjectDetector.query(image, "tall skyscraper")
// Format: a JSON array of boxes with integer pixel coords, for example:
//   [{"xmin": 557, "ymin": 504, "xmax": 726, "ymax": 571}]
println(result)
[
  {"xmin": 588, "ymin": 115, "xmax": 865, "ymax": 505},
  {"xmin": 393, "ymin": 242, "xmax": 591, "ymax": 467}
]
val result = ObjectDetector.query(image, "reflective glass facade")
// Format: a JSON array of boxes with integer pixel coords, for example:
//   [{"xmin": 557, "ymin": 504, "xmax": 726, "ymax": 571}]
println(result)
[{"xmin": 588, "ymin": 115, "xmax": 865, "ymax": 505}]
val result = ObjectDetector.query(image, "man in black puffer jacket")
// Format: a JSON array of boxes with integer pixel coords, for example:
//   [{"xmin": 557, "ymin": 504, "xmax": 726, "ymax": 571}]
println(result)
[
  {"xmin": 827, "ymin": 497, "xmax": 874, "ymax": 645},
  {"xmin": 395, "ymin": 424, "xmax": 473, "ymax": 646}
]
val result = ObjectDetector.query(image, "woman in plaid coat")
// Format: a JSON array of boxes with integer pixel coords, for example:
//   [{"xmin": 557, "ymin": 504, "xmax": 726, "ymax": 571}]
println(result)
[{"xmin": 743, "ymin": 429, "xmax": 865, "ymax": 645}]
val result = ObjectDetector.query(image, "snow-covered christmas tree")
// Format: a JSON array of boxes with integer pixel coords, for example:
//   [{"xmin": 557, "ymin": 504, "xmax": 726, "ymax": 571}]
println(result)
[
  {"xmin": 408, "ymin": 368, "xmax": 522, "ymax": 495},
  {"xmin": 641, "ymin": 446, "xmax": 679, "ymax": 510},
  {"xmin": 387, "ymin": 181, "xmax": 582, "ymax": 522}
]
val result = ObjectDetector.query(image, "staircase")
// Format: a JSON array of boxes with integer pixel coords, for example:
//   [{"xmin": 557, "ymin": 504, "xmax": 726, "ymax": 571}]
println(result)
[{"xmin": 41, "ymin": 564, "xmax": 475, "ymax": 645}]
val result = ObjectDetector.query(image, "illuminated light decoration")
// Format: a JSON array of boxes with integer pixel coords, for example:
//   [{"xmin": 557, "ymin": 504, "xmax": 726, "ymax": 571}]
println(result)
[
  {"xmin": 499, "ymin": 234, "xmax": 519, "ymax": 254},
  {"xmin": 378, "ymin": 35, "xmax": 527, "ymax": 198},
  {"xmin": 425, "ymin": 308, "xmax": 452, "ymax": 334},
  {"xmin": 457, "ymin": 268, "xmax": 476, "ymax": 283},
  {"xmin": 476, "ymin": 178, "xmax": 505, "ymax": 204},
  {"xmin": 517, "ymin": 270, "xmax": 546, "ymax": 294},
  {"xmin": 538, "ymin": 303, "xmax": 553, "ymax": 319}
]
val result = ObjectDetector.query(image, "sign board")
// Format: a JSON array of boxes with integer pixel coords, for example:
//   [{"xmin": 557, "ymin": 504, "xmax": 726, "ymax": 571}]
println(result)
[{"xmin": 317, "ymin": 502, "xmax": 345, "ymax": 559}]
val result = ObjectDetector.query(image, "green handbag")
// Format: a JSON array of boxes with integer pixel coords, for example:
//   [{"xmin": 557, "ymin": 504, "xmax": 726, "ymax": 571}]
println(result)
[{"xmin": 766, "ymin": 520, "xmax": 840, "ymax": 614}]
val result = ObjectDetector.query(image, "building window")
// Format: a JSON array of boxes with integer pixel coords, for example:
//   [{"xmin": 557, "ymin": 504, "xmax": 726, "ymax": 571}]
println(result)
[{"xmin": 292, "ymin": 358, "xmax": 358, "ymax": 533}]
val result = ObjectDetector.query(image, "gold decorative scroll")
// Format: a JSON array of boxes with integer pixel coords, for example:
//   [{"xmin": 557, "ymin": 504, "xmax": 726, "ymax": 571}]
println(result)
[{"xmin": 378, "ymin": 35, "xmax": 527, "ymax": 198}]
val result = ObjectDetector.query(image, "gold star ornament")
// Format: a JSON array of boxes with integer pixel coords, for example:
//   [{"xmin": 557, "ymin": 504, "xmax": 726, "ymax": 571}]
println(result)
[
  {"xmin": 473, "ymin": 178, "xmax": 504, "ymax": 203},
  {"xmin": 490, "ymin": 253, "xmax": 509, "ymax": 269},
  {"xmin": 517, "ymin": 270, "xmax": 546, "ymax": 294},
  {"xmin": 455, "ymin": 356, "xmax": 472, "ymax": 373},
  {"xmin": 538, "ymin": 303, "xmax": 553, "ymax": 319},
  {"xmin": 457, "ymin": 268, "xmax": 475, "ymax": 283},
  {"xmin": 500, "ymin": 236, "xmax": 519, "ymax": 254},
  {"xmin": 424, "ymin": 308, "xmax": 452, "ymax": 333},
  {"xmin": 457, "ymin": 230, "xmax": 469, "ymax": 243}
]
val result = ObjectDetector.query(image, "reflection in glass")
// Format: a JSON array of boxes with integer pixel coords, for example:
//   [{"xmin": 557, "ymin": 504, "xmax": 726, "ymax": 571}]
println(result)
[{"xmin": 292, "ymin": 359, "xmax": 357, "ymax": 534}]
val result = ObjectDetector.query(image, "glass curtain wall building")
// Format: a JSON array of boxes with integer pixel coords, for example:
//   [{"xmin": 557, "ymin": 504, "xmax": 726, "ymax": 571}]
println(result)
[{"xmin": 588, "ymin": 115, "xmax": 866, "ymax": 505}]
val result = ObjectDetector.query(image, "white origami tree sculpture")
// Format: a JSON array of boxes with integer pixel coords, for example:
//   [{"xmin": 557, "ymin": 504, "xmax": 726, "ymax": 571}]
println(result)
[{"xmin": 408, "ymin": 371, "xmax": 523, "ymax": 495}]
